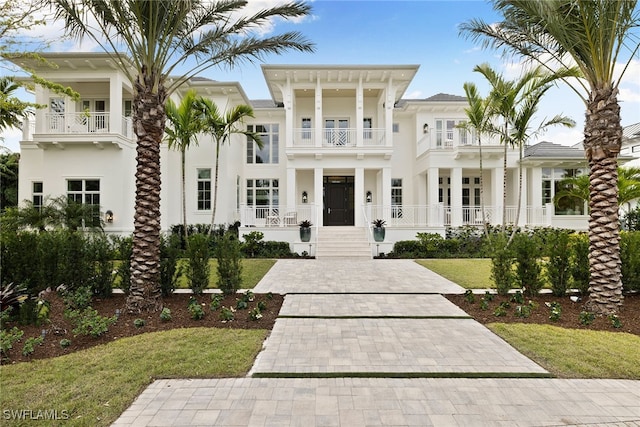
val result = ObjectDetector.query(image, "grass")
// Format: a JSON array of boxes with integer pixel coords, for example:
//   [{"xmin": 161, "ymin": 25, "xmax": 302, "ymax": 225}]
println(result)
[
  {"xmin": 0, "ymin": 328, "xmax": 268, "ymax": 427},
  {"xmin": 416, "ymin": 258, "xmax": 493, "ymax": 289},
  {"xmin": 176, "ymin": 258, "xmax": 276, "ymax": 290},
  {"xmin": 488, "ymin": 323, "xmax": 640, "ymax": 379}
]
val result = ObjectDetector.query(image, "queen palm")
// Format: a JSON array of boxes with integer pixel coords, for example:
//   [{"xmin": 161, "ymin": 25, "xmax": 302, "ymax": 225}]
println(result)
[
  {"xmin": 165, "ymin": 89, "xmax": 204, "ymax": 243},
  {"xmin": 461, "ymin": 0, "xmax": 639, "ymax": 314},
  {"xmin": 196, "ymin": 99, "xmax": 262, "ymax": 234},
  {"xmin": 51, "ymin": 0, "xmax": 314, "ymax": 313}
]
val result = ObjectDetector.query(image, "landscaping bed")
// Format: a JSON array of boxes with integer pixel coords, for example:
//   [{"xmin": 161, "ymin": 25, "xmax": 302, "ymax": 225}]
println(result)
[
  {"xmin": 446, "ymin": 292, "xmax": 640, "ymax": 336},
  {"xmin": 2, "ymin": 291, "xmax": 283, "ymax": 364}
]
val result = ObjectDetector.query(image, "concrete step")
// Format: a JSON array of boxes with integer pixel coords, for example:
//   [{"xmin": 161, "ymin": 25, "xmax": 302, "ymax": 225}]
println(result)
[{"xmin": 316, "ymin": 226, "xmax": 371, "ymax": 259}]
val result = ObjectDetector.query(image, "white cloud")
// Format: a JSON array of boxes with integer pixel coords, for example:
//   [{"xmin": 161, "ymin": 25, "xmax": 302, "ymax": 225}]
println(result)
[{"xmin": 404, "ymin": 90, "xmax": 423, "ymax": 99}]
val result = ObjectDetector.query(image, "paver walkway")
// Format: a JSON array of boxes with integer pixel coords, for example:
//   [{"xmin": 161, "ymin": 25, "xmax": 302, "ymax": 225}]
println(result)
[{"xmin": 113, "ymin": 259, "xmax": 640, "ymax": 426}]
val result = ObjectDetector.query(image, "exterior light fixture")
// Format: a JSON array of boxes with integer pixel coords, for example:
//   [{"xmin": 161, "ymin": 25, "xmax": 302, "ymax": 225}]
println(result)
[
  {"xmin": 105, "ymin": 210, "xmax": 114, "ymax": 223},
  {"xmin": 366, "ymin": 191, "xmax": 372, "ymax": 203},
  {"xmin": 302, "ymin": 191, "xmax": 308, "ymax": 204},
  {"xmin": 423, "ymin": 123, "xmax": 429, "ymax": 134}
]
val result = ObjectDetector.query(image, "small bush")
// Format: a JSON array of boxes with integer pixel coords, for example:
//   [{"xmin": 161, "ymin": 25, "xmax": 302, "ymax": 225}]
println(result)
[
  {"xmin": 512, "ymin": 232, "xmax": 544, "ymax": 297},
  {"xmin": 569, "ymin": 233, "xmax": 590, "ymax": 295},
  {"xmin": 547, "ymin": 302, "xmax": 562, "ymax": 322},
  {"xmin": 160, "ymin": 234, "xmax": 182, "ymax": 296},
  {"xmin": 216, "ymin": 232, "xmax": 243, "ymax": 296},
  {"xmin": 186, "ymin": 234, "xmax": 211, "ymax": 295},
  {"xmin": 113, "ymin": 235, "xmax": 133, "ymax": 294},
  {"xmin": 545, "ymin": 229, "xmax": 572, "ymax": 296},
  {"xmin": 510, "ymin": 291, "xmax": 524, "ymax": 304},
  {"xmin": 621, "ymin": 231, "xmax": 640, "ymax": 292},
  {"xmin": 515, "ymin": 305, "xmax": 531, "ymax": 318},
  {"xmin": 219, "ymin": 306, "xmax": 235, "ymax": 321},
  {"xmin": 488, "ymin": 234, "xmax": 514, "ymax": 296},
  {"xmin": 210, "ymin": 294, "xmax": 223, "ymax": 311},
  {"xmin": 463, "ymin": 289, "xmax": 475, "ymax": 304},
  {"xmin": 1, "ymin": 327, "xmax": 24, "ymax": 355},
  {"xmin": 493, "ymin": 302, "xmax": 510, "ymax": 317},
  {"xmin": 21, "ymin": 336, "xmax": 44, "ymax": 356},
  {"xmin": 608, "ymin": 314, "xmax": 622, "ymax": 329},
  {"xmin": 62, "ymin": 286, "xmax": 93, "ymax": 311},
  {"xmin": 66, "ymin": 307, "xmax": 117, "ymax": 337},
  {"xmin": 133, "ymin": 318, "xmax": 145, "ymax": 328},
  {"xmin": 249, "ymin": 307, "xmax": 262, "ymax": 321},
  {"xmin": 579, "ymin": 311, "xmax": 595, "ymax": 325},
  {"xmin": 160, "ymin": 308, "xmax": 172, "ymax": 322},
  {"xmin": 242, "ymin": 231, "xmax": 265, "ymax": 258},
  {"xmin": 188, "ymin": 303, "xmax": 205, "ymax": 320},
  {"xmin": 60, "ymin": 338, "xmax": 71, "ymax": 348}
]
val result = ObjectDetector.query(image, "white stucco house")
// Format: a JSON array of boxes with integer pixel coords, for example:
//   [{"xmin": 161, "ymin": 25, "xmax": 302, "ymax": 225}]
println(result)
[{"xmin": 13, "ymin": 53, "xmax": 605, "ymax": 256}]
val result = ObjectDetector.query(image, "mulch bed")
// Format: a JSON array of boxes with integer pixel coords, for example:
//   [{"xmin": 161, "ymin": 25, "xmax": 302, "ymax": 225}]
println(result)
[
  {"xmin": 446, "ymin": 292, "xmax": 640, "ymax": 336},
  {"xmin": 1, "ymin": 291, "xmax": 283, "ymax": 365}
]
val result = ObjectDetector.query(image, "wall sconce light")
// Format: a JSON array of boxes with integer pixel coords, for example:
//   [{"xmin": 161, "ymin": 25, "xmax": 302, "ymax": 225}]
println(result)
[
  {"xmin": 423, "ymin": 123, "xmax": 429, "ymax": 134},
  {"xmin": 366, "ymin": 191, "xmax": 372, "ymax": 203},
  {"xmin": 105, "ymin": 210, "xmax": 114, "ymax": 223},
  {"xmin": 301, "ymin": 191, "xmax": 308, "ymax": 204}
]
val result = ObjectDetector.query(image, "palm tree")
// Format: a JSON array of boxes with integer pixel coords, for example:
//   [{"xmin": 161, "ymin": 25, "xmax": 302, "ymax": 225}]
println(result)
[
  {"xmin": 555, "ymin": 167, "xmax": 640, "ymax": 212},
  {"xmin": 165, "ymin": 89, "xmax": 204, "ymax": 243},
  {"xmin": 460, "ymin": 82, "xmax": 495, "ymax": 236},
  {"xmin": 196, "ymin": 99, "xmax": 262, "ymax": 234},
  {"xmin": 461, "ymin": 0, "xmax": 639, "ymax": 314},
  {"xmin": 51, "ymin": 0, "xmax": 314, "ymax": 313},
  {"xmin": 0, "ymin": 77, "xmax": 31, "ymax": 132}
]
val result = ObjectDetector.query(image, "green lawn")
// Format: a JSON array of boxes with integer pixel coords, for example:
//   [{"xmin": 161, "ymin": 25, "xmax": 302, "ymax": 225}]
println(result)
[
  {"xmin": 489, "ymin": 323, "xmax": 640, "ymax": 379},
  {"xmin": 0, "ymin": 328, "xmax": 268, "ymax": 427},
  {"xmin": 416, "ymin": 258, "xmax": 493, "ymax": 288}
]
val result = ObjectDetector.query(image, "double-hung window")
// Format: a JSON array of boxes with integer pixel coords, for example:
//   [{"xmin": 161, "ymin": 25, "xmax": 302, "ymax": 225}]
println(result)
[
  {"xmin": 33, "ymin": 182, "xmax": 43, "ymax": 210},
  {"xmin": 197, "ymin": 168, "xmax": 211, "ymax": 211},
  {"xmin": 67, "ymin": 179, "xmax": 100, "ymax": 226},
  {"xmin": 391, "ymin": 178, "xmax": 403, "ymax": 218}
]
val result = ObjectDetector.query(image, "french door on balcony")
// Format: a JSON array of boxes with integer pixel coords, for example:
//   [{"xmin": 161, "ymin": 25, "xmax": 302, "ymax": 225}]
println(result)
[
  {"xmin": 323, "ymin": 176, "xmax": 354, "ymax": 226},
  {"xmin": 324, "ymin": 119, "xmax": 349, "ymax": 146}
]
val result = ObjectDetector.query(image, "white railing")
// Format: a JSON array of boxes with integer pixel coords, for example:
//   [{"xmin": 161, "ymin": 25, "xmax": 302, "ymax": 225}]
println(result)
[
  {"xmin": 122, "ymin": 117, "xmax": 134, "ymax": 138},
  {"xmin": 292, "ymin": 128, "xmax": 386, "ymax": 147},
  {"xmin": 238, "ymin": 204, "xmax": 316, "ymax": 227},
  {"xmin": 364, "ymin": 205, "xmax": 445, "ymax": 227},
  {"xmin": 46, "ymin": 112, "xmax": 111, "ymax": 133}
]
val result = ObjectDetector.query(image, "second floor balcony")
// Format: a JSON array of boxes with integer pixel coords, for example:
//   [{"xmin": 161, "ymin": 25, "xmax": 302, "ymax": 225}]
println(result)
[
  {"xmin": 292, "ymin": 128, "xmax": 387, "ymax": 148},
  {"xmin": 22, "ymin": 113, "xmax": 135, "ymax": 143}
]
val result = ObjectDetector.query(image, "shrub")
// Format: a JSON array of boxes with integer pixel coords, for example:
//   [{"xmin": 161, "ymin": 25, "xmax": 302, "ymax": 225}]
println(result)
[
  {"xmin": 66, "ymin": 307, "xmax": 117, "ymax": 337},
  {"xmin": 249, "ymin": 307, "xmax": 262, "ymax": 321},
  {"xmin": 569, "ymin": 233, "xmax": 590, "ymax": 295},
  {"xmin": 188, "ymin": 303, "xmax": 205, "ymax": 320},
  {"xmin": 488, "ymin": 234, "xmax": 514, "ymax": 296},
  {"xmin": 112, "ymin": 235, "xmax": 133, "ymax": 294},
  {"xmin": 463, "ymin": 289, "xmax": 475, "ymax": 304},
  {"xmin": 86, "ymin": 233, "xmax": 115, "ymax": 298},
  {"xmin": 608, "ymin": 314, "xmax": 622, "ymax": 329},
  {"xmin": 547, "ymin": 302, "xmax": 562, "ymax": 322},
  {"xmin": 242, "ymin": 231, "xmax": 265, "ymax": 258},
  {"xmin": 621, "ymin": 231, "xmax": 640, "ymax": 292},
  {"xmin": 210, "ymin": 294, "xmax": 223, "ymax": 311},
  {"xmin": 416, "ymin": 232, "xmax": 445, "ymax": 258},
  {"xmin": 186, "ymin": 233, "xmax": 211, "ymax": 295},
  {"xmin": 62, "ymin": 286, "xmax": 93, "ymax": 311},
  {"xmin": 512, "ymin": 232, "xmax": 544, "ymax": 297},
  {"xmin": 0, "ymin": 327, "xmax": 24, "ymax": 356},
  {"xmin": 219, "ymin": 306, "xmax": 235, "ymax": 321},
  {"xmin": 59, "ymin": 338, "xmax": 71, "ymax": 348},
  {"xmin": 133, "ymin": 318, "xmax": 145, "ymax": 328},
  {"xmin": 21, "ymin": 336, "xmax": 44, "ymax": 356},
  {"xmin": 390, "ymin": 240, "xmax": 423, "ymax": 258},
  {"xmin": 160, "ymin": 234, "xmax": 182, "ymax": 296},
  {"xmin": 579, "ymin": 311, "xmax": 595, "ymax": 325},
  {"xmin": 545, "ymin": 229, "xmax": 572, "ymax": 296},
  {"xmin": 160, "ymin": 307, "xmax": 172, "ymax": 322},
  {"xmin": 216, "ymin": 232, "xmax": 243, "ymax": 295},
  {"xmin": 18, "ymin": 298, "xmax": 49, "ymax": 326},
  {"xmin": 621, "ymin": 205, "xmax": 640, "ymax": 231}
]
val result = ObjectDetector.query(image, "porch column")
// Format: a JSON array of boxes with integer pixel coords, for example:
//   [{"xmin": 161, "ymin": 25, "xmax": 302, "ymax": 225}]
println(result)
[
  {"xmin": 382, "ymin": 167, "xmax": 391, "ymax": 222},
  {"xmin": 427, "ymin": 168, "xmax": 440, "ymax": 226},
  {"xmin": 286, "ymin": 167, "xmax": 296, "ymax": 213},
  {"xmin": 518, "ymin": 169, "xmax": 528, "ymax": 226},
  {"xmin": 492, "ymin": 167, "xmax": 504, "ymax": 225},
  {"xmin": 356, "ymin": 77, "xmax": 364, "ymax": 147},
  {"xmin": 109, "ymin": 74, "xmax": 123, "ymax": 134},
  {"xmin": 384, "ymin": 78, "xmax": 394, "ymax": 147},
  {"xmin": 284, "ymin": 77, "xmax": 294, "ymax": 148},
  {"xmin": 531, "ymin": 167, "xmax": 542, "ymax": 209},
  {"xmin": 355, "ymin": 167, "xmax": 365, "ymax": 226},
  {"xmin": 314, "ymin": 78, "xmax": 323, "ymax": 148},
  {"xmin": 314, "ymin": 167, "xmax": 323, "ymax": 226},
  {"xmin": 450, "ymin": 167, "xmax": 463, "ymax": 227}
]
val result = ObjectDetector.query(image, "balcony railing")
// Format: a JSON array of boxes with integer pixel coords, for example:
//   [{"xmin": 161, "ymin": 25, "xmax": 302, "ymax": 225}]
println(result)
[
  {"xmin": 293, "ymin": 128, "xmax": 385, "ymax": 147},
  {"xmin": 239, "ymin": 205, "xmax": 316, "ymax": 227},
  {"xmin": 46, "ymin": 113, "xmax": 111, "ymax": 133}
]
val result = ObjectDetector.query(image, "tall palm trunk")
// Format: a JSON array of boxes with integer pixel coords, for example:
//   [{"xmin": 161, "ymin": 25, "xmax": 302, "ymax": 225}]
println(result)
[
  {"xmin": 501, "ymin": 122, "xmax": 508, "ymax": 232},
  {"xmin": 478, "ymin": 136, "xmax": 488, "ymax": 237},
  {"xmin": 209, "ymin": 139, "xmax": 221, "ymax": 235},
  {"xmin": 180, "ymin": 149, "xmax": 188, "ymax": 244},
  {"xmin": 126, "ymin": 68, "xmax": 166, "ymax": 313},
  {"xmin": 507, "ymin": 143, "xmax": 524, "ymax": 245},
  {"xmin": 584, "ymin": 87, "xmax": 623, "ymax": 315}
]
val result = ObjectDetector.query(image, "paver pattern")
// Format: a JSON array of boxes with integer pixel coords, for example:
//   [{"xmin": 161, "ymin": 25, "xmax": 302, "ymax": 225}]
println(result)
[{"xmin": 113, "ymin": 259, "xmax": 640, "ymax": 426}]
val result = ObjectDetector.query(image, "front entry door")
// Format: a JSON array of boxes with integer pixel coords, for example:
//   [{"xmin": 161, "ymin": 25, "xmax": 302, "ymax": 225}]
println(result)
[{"xmin": 323, "ymin": 176, "xmax": 354, "ymax": 226}]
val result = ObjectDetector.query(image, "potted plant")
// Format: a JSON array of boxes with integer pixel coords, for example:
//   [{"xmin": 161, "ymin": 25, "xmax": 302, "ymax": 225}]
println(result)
[
  {"xmin": 372, "ymin": 219, "xmax": 386, "ymax": 242},
  {"xmin": 299, "ymin": 220, "xmax": 312, "ymax": 242}
]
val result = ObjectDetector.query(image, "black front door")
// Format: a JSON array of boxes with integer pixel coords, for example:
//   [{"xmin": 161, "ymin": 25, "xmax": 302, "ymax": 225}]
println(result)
[{"xmin": 323, "ymin": 176, "xmax": 354, "ymax": 226}]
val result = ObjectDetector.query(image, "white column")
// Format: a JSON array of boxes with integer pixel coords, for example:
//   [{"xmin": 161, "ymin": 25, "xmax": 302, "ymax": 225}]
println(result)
[
  {"xmin": 450, "ymin": 167, "xmax": 463, "ymax": 227},
  {"xmin": 385, "ymin": 78, "xmax": 394, "ymax": 147},
  {"xmin": 356, "ymin": 77, "xmax": 364, "ymax": 147},
  {"xmin": 427, "ymin": 168, "xmax": 440, "ymax": 226},
  {"xmin": 286, "ymin": 168, "xmax": 296, "ymax": 213},
  {"xmin": 355, "ymin": 167, "xmax": 364, "ymax": 226},
  {"xmin": 492, "ymin": 167, "xmax": 504, "ymax": 225},
  {"xmin": 283, "ymin": 78, "xmax": 294, "ymax": 148},
  {"xmin": 314, "ymin": 167, "xmax": 323, "ymax": 226},
  {"xmin": 531, "ymin": 168, "xmax": 543, "ymax": 209},
  {"xmin": 314, "ymin": 78, "xmax": 323, "ymax": 148},
  {"xmin": 382, "ymin": 167, "xmax": 391, "ymax": 222},
  {"xmin": 109, "ymin": 73, "xmax": 123, "ymax": 134}
]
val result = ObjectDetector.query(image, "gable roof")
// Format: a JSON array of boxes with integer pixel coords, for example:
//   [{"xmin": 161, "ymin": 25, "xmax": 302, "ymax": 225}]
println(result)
[
  {"xmin": 623, "ymin": 122, "xmax": 640, "ymax": 140},
  {"xmin": 423, "ymin": 93, "xmax": 467, "ymax": 102},
  {"xmin": 524, "ymin": 141, "xmax": 585, "ymax": 159}
]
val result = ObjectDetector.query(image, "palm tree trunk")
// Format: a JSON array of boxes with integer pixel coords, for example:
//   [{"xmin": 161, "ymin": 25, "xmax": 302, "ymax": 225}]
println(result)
[
  {"xmin": 126, "ymin": 69, "xmax": 165, "ymax": 313},
  {"xmin": 502, "ymin": 124, "xmax": 508, "ymax": 233},
  {"xmin": 478, "ymin": 136, "xmax": 488, "ymax": 237},
  {"xmin": 209, "ymin": 139, "xmax": 221, "ymax": 236},
  {"xmin": 508, "ymin": 143, "xmax": 524, "ymax": 245},
  {"xmin": 181, "ymin": 149, "xmax": 188, "ymax": 244},
  {"xmin": 584, "ymin": 87, "xmax": 623, "ymax": 315}
]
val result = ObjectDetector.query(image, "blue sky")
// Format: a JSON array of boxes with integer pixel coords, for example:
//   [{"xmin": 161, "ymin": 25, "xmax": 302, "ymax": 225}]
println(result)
[{"xmin": 2, "ymin": 0, "xmax": 639, "ymax": 152}]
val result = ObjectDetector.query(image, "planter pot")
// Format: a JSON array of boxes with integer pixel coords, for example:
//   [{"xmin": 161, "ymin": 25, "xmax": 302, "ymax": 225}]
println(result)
[
  {"xmin": 373, "ymin": 226, "xmax": 385, "ymax": 242},
  {"xmin": 300, "ymin": 227, "xmax": 311, "ymax": 242}
]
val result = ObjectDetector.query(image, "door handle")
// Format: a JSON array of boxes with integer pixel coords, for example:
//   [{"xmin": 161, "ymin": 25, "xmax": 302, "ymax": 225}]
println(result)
[{"xmin": 328, "ymin": 208, "xmax": 331, "ymax": 214}]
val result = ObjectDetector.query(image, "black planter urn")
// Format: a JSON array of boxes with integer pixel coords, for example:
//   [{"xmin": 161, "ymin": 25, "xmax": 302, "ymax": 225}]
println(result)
[
  {"xmin": 300, "ymin": 227, "xmax": 311, "ymax": 242},
  {"xmin": 373, "ymin": 226, "xmax": 385, "ymax": 242}
]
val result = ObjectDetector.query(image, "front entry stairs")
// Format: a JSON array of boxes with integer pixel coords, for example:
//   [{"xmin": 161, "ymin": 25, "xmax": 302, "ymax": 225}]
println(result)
[{"xmin": 315, "ymin": 226, "xmax": 372, "ymax": 260}]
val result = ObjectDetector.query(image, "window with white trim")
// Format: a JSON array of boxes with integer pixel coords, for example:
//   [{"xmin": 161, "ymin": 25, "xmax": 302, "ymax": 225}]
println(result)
[
  {"xmin": 32, "ymin": 182, "xmax": 43, "ymax": 209},
  {"xmin": 542, "ymin": 168, "xmax": 587, "ymax": 215},
  {"xmin": 67, "ymin": 179, "xmax": 100, "ymax": 226},
  {"xmin": 247, "ymin": 124, "xmax": 279, "ymax": 164},
  {"xmin": 247, "ymin": 179, "xmax": 279, "ymax": 218},
  {"xmin": 391, "ymin": 178, "xmax": 402, "ymax": 218},
  {"xmin": 197, "ymin": 168, "xmax": 211, "ymax": 211}
]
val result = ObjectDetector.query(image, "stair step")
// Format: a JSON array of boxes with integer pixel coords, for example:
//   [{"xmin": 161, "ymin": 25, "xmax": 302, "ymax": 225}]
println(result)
[{"xmin": 315, "ymin": 226, "xmax": 371, "ymax": 260}]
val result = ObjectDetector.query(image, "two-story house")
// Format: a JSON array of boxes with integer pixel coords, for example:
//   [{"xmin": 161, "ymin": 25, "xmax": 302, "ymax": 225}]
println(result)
[{"xmin": 13, "ymin": 53, "xmax": 595, "ymax": 255}]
